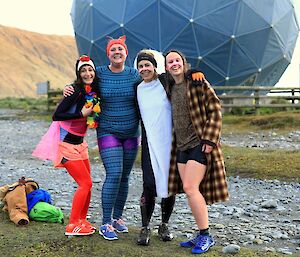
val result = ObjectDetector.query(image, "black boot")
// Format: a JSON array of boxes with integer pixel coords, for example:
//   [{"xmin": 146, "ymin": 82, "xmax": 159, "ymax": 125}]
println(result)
[
  {"xmin": 158, "ymin": 223, "xmax": 174, "ymax": 241},
  {"xmin": 159, "ymin": 196, "xmax": 175, "ymax": 241},
  {"xmin": 137, "ymin": 197, "xmax": 154, "ymax": 246},
  {"xmin": 137, "ymin": 226, "xmax": 151, "ymax": 246}
]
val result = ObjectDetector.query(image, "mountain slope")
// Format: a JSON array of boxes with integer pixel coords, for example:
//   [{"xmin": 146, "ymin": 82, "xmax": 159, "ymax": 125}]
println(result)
[{"xmin": 0, "ymin": 25, "xmax": 77, "ymax": 98}]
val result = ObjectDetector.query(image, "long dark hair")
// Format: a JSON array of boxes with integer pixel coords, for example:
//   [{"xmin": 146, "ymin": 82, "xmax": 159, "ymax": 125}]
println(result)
[
  {"xmin": 163, "ymin": 49, "xmax": 189, "ymax": 98},
  {"xmin": 74, "ymin": 59, "xmax": 100, "ymax": 97}
]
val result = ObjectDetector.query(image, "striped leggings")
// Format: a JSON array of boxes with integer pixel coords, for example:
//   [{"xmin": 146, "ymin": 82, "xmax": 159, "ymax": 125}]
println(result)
[{"xmin": 98, "ymin": 135, "xmax": 139, "ymax": 225}]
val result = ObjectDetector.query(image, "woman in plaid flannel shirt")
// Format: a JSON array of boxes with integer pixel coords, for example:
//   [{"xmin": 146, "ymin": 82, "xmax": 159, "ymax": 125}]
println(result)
[{"xmin": 164, "ymin": 50, "xmax": 229, "ymax": 255}]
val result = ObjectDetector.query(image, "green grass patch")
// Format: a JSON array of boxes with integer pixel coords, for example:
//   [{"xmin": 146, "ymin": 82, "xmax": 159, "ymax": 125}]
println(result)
[
  {"xmin": 0, "ymin": 97, "xmax": 48, "ymax": 111},
  {"xmin": 228, "ymin": 98, "xmax": 299, "ymax": 116},
  {"xmin": 222, "ymin": 111, "xmax": 300, "ymax": 134},
  {"xmin": 0, "ymin": 212, "xmax": 287, "ymax": 257},
  {"xmin": 0, "ymin": 97, "xmax": 52, "ymax": 121},
  {"xmin": 223, "ymin": 145, "xmax": 300, "ymax": 181}
]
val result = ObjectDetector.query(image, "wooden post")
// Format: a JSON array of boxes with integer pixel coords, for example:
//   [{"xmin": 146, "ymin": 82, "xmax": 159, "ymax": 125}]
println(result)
[
  {"xmin": 254, "ymin": 88, "xmax": 259, "ymax": 114},
  {"xmin": 47, "ymin": 90, "xmax": 51, "ymax": 112},
  {"xmin": 47, "ymin": 90, "xmax": 63, "ymax": 112}
]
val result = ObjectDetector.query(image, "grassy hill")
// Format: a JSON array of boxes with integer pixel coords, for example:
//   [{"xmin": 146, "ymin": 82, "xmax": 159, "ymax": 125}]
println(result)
[{"xmin": 0, "ymin": 25, "xmax": 77, "ymax": 98}]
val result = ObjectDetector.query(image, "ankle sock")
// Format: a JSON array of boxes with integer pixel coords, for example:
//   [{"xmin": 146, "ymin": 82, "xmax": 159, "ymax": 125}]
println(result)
[{"xmin": 199, "ymin": 228, "xmax": 209, "ymax": 236}]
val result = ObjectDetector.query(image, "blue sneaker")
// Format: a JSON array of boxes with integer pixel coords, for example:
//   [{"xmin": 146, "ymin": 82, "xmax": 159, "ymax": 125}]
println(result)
[
  {"xmin": 112, "ymin": 218, "xmax": 128, "ymax": 233},
  {"xmin": 191, "ymin": 234, "xmax": 215, "ymax": 254},
  {"xmin": 180, "ymin": 233, "xmax": 200, "ymax": 248},
  {"xmin": 99, "ymin": 224, "xmax": 118, "ymax": 240}
]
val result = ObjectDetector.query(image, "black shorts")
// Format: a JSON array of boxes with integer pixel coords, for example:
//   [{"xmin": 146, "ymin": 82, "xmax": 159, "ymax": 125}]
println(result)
[{"xmin": 176, "ymin": 144, "xmax": 207, "ymax": 165}]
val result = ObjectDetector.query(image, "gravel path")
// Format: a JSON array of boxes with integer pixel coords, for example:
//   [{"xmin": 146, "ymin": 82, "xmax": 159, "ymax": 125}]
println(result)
[{"xmin": 0, "ymin": 109, "xmax": 299, "ymax": 255}]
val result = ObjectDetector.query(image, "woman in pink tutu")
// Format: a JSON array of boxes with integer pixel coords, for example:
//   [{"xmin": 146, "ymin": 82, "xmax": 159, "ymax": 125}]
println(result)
[{"xmin": 33, "ymin": 55, "xmax": 101, "ymax": 236}]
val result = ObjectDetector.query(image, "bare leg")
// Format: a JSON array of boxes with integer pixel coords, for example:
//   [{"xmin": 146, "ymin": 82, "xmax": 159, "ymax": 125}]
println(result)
[{"xmin": 178, "ymin": 161, "xmax": 208, "ymax": 230}]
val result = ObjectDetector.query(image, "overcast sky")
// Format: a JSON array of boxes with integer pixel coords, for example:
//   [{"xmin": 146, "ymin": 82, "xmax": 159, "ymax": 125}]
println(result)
[
  {"xmin": 0, "ymin": 0, "xmax": 74, "ymax": 35},
  {"xmin": 0, "ymin": 0, "xmax": 299, "ymax": 86}
]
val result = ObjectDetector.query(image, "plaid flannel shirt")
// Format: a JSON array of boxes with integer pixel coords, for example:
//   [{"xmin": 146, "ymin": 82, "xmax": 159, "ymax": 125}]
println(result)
[{"xmin": 168, "ymin": 80, "xmax": 229, "ymax": 205}]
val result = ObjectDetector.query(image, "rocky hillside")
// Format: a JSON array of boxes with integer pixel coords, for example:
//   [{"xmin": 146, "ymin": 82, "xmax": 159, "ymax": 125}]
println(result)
[{"xmin": 0, "ymin": 25, "xmax": 77, "ymax": 98}]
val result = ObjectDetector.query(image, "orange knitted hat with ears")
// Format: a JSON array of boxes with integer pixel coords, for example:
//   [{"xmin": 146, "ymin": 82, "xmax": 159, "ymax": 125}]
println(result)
[{"xmin": 106, "ymin": 35, "xmax": 128, "ymax": 56}]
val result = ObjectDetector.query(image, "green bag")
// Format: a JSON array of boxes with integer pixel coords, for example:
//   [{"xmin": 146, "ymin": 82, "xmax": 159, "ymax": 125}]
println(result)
[{"xmin": 29, "ymin": 202, "xmax": 64, "ymax": 224}]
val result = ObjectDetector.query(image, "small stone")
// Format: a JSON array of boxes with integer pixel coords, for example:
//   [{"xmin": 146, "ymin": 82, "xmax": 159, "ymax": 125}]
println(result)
[
  {"xmin": 222, "ymin": 244, "xmax": 240, "ymax": 254},
  {"xmin": 253, "ymin": 238, "xmax": 264, "ymax": 245},
  {"xmin": 263, "ymin": 247, "xmax": 276, "ymax": 252},
  {"xmin": 261, "ymin": 200, "xmax": 278, "ymax": 208},
  {"xmin": 214, "ymin": 224, "xmax": 225, "ymax": 229}
]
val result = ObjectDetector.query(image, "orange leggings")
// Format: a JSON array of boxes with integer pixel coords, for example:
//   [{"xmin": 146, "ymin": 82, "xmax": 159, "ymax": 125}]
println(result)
[{"xmin": 63, "ymin": 159, "xmax": 92, "ymax": 224}]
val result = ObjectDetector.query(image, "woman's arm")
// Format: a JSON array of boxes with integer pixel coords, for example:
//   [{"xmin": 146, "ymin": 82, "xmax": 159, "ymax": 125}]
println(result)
[
  {"xmin": 52, "ymin": 86, "xmax": 83, "ymax": 121},
  {"xmin": 159, "ymin": 69, "xmax": 205, "ymax": 91}
]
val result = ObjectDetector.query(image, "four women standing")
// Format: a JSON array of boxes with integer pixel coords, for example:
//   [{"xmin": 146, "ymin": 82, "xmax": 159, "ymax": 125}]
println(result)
[{"xmin": 38, "ymin": 36, "xmax": 229, "ymax": 255}]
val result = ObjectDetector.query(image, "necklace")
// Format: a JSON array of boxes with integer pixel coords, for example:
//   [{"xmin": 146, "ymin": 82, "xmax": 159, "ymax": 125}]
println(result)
[{"xmin": 84, "ymin": 84, "xmax": 101, "ymax": 128}]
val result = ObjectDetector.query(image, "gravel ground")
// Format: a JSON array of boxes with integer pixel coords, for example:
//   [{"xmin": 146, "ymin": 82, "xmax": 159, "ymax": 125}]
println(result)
[{"xmin": 0, "ymin": 109, "xmax": 300, "ymax": 255}]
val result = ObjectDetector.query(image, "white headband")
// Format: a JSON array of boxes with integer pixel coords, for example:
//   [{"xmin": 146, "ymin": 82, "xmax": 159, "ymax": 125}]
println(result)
[{"xmin": 77, "ymin": 59, "xmax": 95, "ymax": 71}]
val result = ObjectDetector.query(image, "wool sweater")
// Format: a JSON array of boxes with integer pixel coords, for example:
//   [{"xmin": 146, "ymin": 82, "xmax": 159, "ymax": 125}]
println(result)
[{"xmin": 96, "ymin": 65, "xmax": 140, "ymax": 138}]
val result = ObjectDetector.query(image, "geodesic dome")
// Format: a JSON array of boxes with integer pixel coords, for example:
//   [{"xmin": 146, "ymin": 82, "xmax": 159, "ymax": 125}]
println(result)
[{"xmin": 71, "ymin": 0, "xmax": 299, "ymax": 88}]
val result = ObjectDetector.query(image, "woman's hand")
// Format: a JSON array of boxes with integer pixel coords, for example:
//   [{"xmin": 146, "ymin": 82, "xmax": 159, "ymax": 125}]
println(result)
[
  {"xmin": 63, "ymin": 85, "xmax": 75, "ymax": 97},
  {"xmin": 192, "ymin": 72, "xmax": 205, "ymax": 81},
  {"xmin": 81, "ymin": 104, "xmax": 93, "ymax": 117},
  {"xmin": 202, "ymin": 143, "xmax": 213, "ymax": 153},
  {"xmin": 185, "ymin": 69, "xmax": 205, "ymax": 86}
]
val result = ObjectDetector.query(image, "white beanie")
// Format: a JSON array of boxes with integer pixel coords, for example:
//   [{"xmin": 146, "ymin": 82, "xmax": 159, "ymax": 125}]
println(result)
[{"xmin": 77, "ymin": 55, "xmax": 95, "ymax": 71}]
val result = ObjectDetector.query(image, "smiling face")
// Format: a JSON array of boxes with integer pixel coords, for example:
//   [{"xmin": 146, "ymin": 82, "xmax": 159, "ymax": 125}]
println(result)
[
  {"xmin": 138, "ymin": 60, "xmax": 156, "ymax": 82},
  {"xmin": 79, "ymin": 65, "xmax": 95, "ymax": 85},
  {"xmin": 165, "ymin": 52, "xmax": 184, "ymax": 76},
  {"xmin": 108, "ymin": 43, "xmax": 127, "ymax": 67}
]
